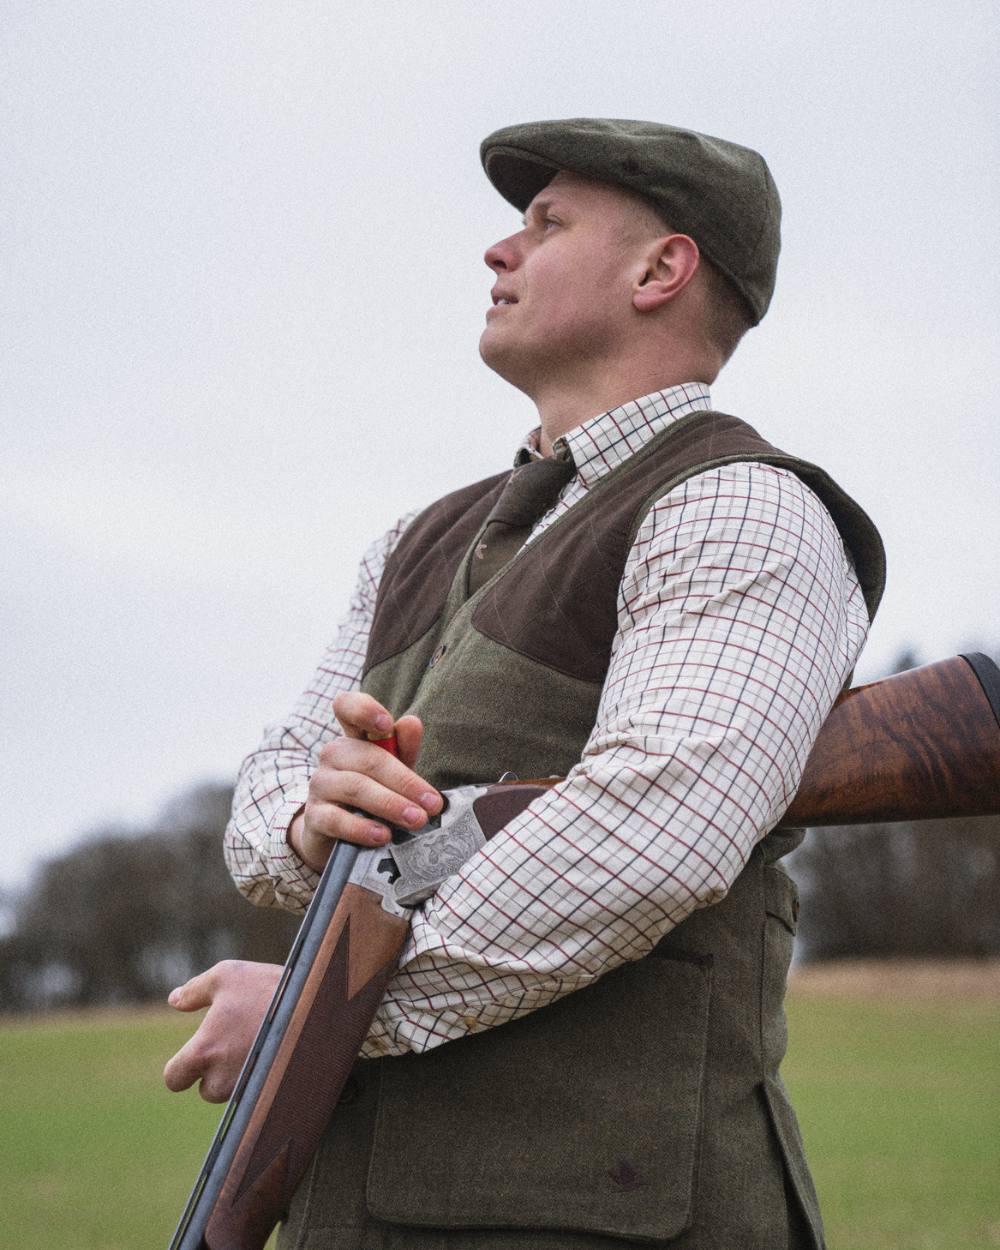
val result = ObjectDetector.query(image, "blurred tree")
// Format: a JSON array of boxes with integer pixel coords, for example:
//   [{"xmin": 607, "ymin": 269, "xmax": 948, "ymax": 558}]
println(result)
[
  {"xmin": 3, "ymin": 643, "xmax": 998, "ymax": 1011},
  {"xmin": 3, "ymin": 785, "xmax": 298, "ymax": 1012},
  {"xmin": 789, "ymin": 815, "xmax": 1000, "ymax": 961},
  {"xmin": 788, "ymin": 647, "xmax": 1000, "ymax": 961},
  {"xmin": 155, "ymin": 783, "xmax": 299, "ymax": 972}
]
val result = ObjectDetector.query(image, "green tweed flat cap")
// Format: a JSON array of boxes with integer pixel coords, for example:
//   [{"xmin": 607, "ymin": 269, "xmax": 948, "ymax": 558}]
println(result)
[{"xmin": 480, "ymin": 118, "xmax": 781, "ymax": 324}]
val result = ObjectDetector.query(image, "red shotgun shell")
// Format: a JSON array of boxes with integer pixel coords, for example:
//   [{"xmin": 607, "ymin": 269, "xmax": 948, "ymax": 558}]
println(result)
[{"xmin": 366, "ymin": 730, "xmax": 400, "ymax": 758}]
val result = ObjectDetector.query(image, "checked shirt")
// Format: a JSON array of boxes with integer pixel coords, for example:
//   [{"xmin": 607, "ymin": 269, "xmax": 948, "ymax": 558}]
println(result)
[{"xmin": 224, "ymin": 382, "xmax": 870, "ymax": 1058}]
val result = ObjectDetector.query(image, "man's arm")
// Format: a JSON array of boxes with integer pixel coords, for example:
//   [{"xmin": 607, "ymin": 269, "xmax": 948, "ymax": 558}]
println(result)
[
  {"xmin": 359, "ymin": 460, "xmax": 870, "ymax": 1056},
  {"xmin": 165, "ymin": 509, "xmax": 434, "ymax": 1099},
  {"xmin": 166, "ymin": 460, "xmax": 867, "ymax": 1095}
]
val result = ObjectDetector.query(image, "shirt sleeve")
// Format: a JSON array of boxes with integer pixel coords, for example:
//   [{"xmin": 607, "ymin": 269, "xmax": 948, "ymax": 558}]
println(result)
[
  {"xmin": 224, "ymin": 513, "xmax": 415, "ymax": 912},
  {"xmin": 360, "ymin": 461, "xmax": 871, "ymax": 1057}
]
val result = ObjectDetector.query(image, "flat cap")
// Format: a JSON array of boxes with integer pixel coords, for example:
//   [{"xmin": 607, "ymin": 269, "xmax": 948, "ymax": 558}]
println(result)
[{"xmin": 481, "ymin": 118, "xmax": 781, "ymax": 324}]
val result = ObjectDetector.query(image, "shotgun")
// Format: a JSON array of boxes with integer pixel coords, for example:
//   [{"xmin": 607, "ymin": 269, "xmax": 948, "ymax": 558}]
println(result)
[{"xmin": 168, "ymin": 652, "xmax": 1000, "ymax": 1250}]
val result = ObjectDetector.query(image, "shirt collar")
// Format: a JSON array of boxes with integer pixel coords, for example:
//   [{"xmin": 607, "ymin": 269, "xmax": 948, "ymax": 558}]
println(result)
[{"xmin": 516, "ymin": 382, "xmax": 713, "ymax": 488}]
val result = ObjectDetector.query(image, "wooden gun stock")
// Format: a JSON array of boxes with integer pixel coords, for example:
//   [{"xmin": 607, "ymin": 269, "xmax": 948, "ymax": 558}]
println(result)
[
  {"xmin": 782, "ymin": 652, "xmax": 1000, "ymax": 826},
  {"xmin": 206, "ymin": 881, "xmax": 408, "ymax": 1249},
  {"xmin": 169, "ymin": 653, "xmax": 1000, "ymax": 1249}
]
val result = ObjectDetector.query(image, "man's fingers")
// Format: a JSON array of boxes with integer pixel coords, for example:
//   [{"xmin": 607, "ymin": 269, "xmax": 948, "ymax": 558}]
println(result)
[
  {"xmin": 302, "ymin": 704, "xmax": 441, "ymax": 863},
  {"xmin": 163, "ymin": 961, "xmax": 282, "ymax": 1102},
  {"xmin": 163, "ymin": 1037, "xmax": 201, "ymax": 1093},
  {"xmin": 331, "ymin": 691, "xmax": 395, "ymax": 740},
  {"xmin": 313, "ymin": 739, "xmax": 442, "ymax": 823},
  {"xmin": 309, "ymin": 780, "xmax": 438, "ymax": 835},
  {"xmin": 163, "ymin": 1041, "xmax": 237, "ymax": 1102},
  {"xmin": 305, "ymin": 799, "xmax": 394, "ymax": 847},
  {"xmin": 329, "ymin": 694, "xmax": 432, "ymax": 790},
  {"xmin": 394, "ymin": 715, "xmax": 424, "ymax": 770},
  {"xmin": 198, "ymin": 1073, "xmax": 237, "ymax": 1105}
]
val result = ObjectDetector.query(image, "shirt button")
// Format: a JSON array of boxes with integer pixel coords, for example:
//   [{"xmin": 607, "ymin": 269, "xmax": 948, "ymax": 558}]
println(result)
[{"xmin": 428, "ymin": 643, "xmax": 447, "ymax": 669}]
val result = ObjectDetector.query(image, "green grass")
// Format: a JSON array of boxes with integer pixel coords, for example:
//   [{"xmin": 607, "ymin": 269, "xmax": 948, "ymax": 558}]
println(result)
[
  {"xmin": 783, "ymin": 996, "xmax": 1000, "ymax": 1250},
  {"xmin": 0, "ymin": 1007, "xmax": 276, "ymax": 1250},
  {"xmin": 1, "ymin": 996, "xmax": 997, "ymax": 1248}
]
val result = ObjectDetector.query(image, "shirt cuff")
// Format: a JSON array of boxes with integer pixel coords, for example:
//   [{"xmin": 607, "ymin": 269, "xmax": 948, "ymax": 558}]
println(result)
[{"xmin": 265, "ymin": 793, "xmax": 322, "ymax": 910}]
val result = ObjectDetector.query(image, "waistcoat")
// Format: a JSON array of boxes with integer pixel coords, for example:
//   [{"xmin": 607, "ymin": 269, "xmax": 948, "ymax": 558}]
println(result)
[{"xmin": 281, "ymin": 411, "xmax": 885, "ymax": 1250}]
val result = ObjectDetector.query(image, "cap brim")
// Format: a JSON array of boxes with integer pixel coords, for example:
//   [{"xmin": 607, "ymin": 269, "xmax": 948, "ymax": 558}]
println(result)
[{"xmin": 482, "ymin": 146, "xmax": 563, "ymax": 212}]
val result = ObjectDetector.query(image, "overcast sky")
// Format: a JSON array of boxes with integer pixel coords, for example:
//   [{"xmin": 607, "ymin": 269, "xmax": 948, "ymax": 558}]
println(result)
[{"xmin": 2, "ymin": 0, "xmax": 997, "ymax": 895}]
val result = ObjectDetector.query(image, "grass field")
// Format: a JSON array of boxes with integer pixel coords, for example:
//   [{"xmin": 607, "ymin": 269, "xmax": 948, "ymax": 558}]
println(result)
[
  {"xmin": 2, "ymin": 970, "xmax": 998, "ymax": 1249},
  {"xmin": 783, "ymin": 992, "xmax": 1000, "ymax": 1250},
  {"xmin": 0, "ymin": 1006, "xmax": 248, "ymax": 1250}
]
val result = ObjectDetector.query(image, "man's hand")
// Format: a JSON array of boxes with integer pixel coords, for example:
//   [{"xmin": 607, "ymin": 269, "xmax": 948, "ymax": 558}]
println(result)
[
  {"xmin": 288, "ymin": 692, "xmax": 443, "ymax": 872},
  {"xmin": 163, "ymin": 960, "xmax": 283, "ymax": 1103}
]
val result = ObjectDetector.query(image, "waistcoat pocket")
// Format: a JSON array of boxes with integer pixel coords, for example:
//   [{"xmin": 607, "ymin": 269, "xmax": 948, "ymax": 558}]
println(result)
[{"xmin": 366, "ymin": 954, "xmax": 712, "ymax": 1243}]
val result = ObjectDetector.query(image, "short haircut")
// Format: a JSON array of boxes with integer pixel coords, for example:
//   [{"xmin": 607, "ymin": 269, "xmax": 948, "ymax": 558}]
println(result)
[{"xmin": 697, "ymin": 255, "xmax": 755, "ymax": 364}]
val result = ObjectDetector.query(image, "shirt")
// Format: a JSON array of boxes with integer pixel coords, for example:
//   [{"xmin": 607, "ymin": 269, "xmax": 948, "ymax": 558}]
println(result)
[{"xmin": 224, "ymin": 383, "xmax": 870, "ymax": 1057}]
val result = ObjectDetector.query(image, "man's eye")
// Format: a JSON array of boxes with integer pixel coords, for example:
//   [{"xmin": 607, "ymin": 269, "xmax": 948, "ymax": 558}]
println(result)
[{"xmin": 543, "ymin": 217, "xmax": 560, "ymax": 231}]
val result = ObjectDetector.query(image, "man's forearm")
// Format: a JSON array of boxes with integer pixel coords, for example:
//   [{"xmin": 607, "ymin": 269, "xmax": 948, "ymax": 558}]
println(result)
[{"xmin": 362, "ymin": 462, "xmax": 869, "ymax": 1056}]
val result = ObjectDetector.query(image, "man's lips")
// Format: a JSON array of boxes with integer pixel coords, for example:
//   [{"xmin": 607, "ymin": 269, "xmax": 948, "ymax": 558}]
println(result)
[{"xmin": 487, "ymin": 291, "xmax": 518, "ymax": 319}]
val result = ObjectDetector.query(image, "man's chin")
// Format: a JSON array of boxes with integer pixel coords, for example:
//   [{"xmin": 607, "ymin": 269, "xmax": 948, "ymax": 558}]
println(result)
[
  {"xmin": 479, "ymin": 330, "xmax": 505, "ymax": 372},
  {"xmin": 479, "ymin": 331, "xmax": 529, "ymax": 389}
]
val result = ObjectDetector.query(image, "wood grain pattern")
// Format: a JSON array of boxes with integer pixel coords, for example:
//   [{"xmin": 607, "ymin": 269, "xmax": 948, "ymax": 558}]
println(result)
[
  {"xmin": 203, "ymin": 886, "xmax": 408, "ymax": 1249},
  {"xmin": 782, "ymin": 655, "xmax": 1000, "ymax": 826}
]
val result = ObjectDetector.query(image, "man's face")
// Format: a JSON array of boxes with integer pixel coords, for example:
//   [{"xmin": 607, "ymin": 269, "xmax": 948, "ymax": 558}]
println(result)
[{"xmin": 479, "ymin": 172, "xmax": 658, "ymax": 396}]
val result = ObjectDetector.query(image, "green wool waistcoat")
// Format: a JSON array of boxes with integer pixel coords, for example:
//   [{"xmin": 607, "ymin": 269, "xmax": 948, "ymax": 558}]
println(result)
[{"xmin": 280, "ymin": 411, "xmax": 885, "ymax": 1250}]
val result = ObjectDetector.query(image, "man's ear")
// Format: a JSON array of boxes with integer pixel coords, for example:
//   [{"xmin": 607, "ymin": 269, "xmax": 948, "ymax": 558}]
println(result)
[{"xmin": 632, "ymin": 233, "xmax": 700, "ymax": 313}]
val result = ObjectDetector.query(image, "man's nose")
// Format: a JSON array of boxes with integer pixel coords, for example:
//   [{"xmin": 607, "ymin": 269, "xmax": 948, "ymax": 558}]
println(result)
[{"xmin": 484, "ymin": 234, "xmax": 518, "ymax": 272}]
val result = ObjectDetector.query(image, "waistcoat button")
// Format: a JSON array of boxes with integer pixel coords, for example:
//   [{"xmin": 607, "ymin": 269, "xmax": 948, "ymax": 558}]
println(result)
[{"xmin": 428, "ymin": 643, "xmax": 447, "ymax": 669}]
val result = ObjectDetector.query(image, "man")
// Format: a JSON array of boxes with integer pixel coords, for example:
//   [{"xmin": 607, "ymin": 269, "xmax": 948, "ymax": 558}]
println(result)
[{"xmin": 165, "ymin": 119, "xmax": 884, "ymax": 1249}]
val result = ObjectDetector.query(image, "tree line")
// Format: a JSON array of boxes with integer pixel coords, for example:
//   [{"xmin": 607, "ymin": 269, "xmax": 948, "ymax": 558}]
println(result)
[
  {"xmin": 2, "ymin": 650, "xmax": 997, "ymax": 1013},
  {"xmin": 0, "ymin": 784, "xmax": 298, "ymax": 1013}
]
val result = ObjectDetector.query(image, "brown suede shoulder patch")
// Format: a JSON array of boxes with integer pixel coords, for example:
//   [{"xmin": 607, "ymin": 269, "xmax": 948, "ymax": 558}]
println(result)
[
  {"xmin": 365, "ymin": 410, "xmax": 885, "ymax": 687},
  {"xmin": 471, "ymin": 411, "xmax": 883, "ymax": 682}
]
